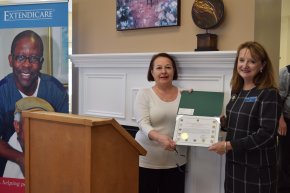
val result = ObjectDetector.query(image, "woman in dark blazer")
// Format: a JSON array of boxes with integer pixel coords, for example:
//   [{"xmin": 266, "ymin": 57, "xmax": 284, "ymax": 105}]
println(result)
[{"xmin": 209, "ymin": 41, "xmax": 282, "ymax": 193}]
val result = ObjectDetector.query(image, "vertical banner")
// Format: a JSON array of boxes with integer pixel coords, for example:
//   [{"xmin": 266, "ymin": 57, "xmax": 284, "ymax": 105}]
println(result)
[{"xmin": 0, "ymin": 1, "xmax": 69, "ymax": 193}]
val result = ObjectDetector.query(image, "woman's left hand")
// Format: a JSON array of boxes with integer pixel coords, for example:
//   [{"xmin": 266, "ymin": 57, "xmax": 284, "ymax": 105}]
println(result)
[
  {"xmin": 279, "ymin": 115, "xmax": 287, "ymax": 136},
  {"xmin": 208, "ymin": 141, "xmax": 226, "ymax": 155}
]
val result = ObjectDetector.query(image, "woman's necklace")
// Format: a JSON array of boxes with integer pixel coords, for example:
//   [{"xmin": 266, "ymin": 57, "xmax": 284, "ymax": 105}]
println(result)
[
  {"xmin": 153, "ymin": 85, "xmax": 177, "ymax": 102},
  {"xmin": 243, "ymin": 82, "xmax": 256, "ymax": 91}
]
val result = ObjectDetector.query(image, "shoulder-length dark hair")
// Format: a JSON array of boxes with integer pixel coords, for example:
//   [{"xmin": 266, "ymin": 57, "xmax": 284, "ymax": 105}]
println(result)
[
  {"xmin": 231, "ymin": 41, "xmax": 277, "ymax": 93},
  {"xmin": 147, "ymin": 53, "xmax": 178, "ymax": 81}
]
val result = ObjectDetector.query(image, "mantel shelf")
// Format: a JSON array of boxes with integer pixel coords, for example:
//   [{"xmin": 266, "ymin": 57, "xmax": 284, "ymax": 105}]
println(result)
[{"xmin": 70, "ymin": 51, "xmax": 236, "ymax": 69}]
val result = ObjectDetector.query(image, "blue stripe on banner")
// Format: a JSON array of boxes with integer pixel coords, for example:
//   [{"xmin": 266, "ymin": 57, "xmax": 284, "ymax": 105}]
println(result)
[{"xmin": 0, "ymin": 2, "xmax": 68, "ymax": 28}]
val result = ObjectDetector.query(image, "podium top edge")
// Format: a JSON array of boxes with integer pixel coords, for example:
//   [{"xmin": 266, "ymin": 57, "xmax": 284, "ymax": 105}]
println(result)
[{"xmin": 22, "ymin": 111, "xmax": 114, "ymax": 126}]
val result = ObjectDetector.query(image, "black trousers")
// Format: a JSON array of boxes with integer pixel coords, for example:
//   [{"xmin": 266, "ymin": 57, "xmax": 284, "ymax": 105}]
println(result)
[
  {"xmin": 278, "ymin": 118, "xmax": 290, "ymax": 193},
  {"xmin": 139, "ymin": 165, "xmax": 186, "ymax": 193}
]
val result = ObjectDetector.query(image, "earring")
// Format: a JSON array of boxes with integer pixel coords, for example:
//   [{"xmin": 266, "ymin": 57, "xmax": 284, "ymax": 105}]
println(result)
[{"xmin": 260, "ymin": 69, "xmax": 263, "ymax": 73}]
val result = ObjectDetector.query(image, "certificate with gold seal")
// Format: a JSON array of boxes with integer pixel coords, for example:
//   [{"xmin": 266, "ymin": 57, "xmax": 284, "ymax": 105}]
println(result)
[
  {"xmin": 173, "ymin": 91, "xmax": 224, "ymax": 147},
  {"xmin": 173, "ymin": 115, "xmax": 220, "ymax": 147}
]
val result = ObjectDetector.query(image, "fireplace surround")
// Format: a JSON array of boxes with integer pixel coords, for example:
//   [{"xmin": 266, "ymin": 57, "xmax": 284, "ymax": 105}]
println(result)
[{"xmin": 70, "ymin": 51, "xmax": 236, "ymax": 193}]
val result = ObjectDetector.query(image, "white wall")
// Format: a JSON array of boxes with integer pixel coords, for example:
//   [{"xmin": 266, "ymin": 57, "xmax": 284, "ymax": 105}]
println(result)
[{"xmin": 280, "ymin": 0, "xmax": 290, "ymax": 68}]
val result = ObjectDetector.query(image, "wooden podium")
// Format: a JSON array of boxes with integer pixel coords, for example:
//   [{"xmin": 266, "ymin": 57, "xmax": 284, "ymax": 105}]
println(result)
[{"xmin": 22, "ymin": 111, "xmax": 146, "ymax": 193}]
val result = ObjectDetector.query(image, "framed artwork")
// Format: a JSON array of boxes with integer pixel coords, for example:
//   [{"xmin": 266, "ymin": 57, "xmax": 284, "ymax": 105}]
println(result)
[{"xmin": 116, "ymin": 0, "xmax": 180, "ymax": 31}]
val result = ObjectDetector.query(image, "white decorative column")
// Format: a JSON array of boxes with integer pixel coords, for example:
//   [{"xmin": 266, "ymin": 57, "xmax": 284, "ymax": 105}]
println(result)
[{"xmin": 70, "ymin": 51, "xmax": 236, "ymax": 193}]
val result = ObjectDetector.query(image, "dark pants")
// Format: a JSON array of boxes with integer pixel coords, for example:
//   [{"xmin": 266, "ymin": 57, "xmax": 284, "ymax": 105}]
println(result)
[
  {"xmin": 139, "ymin": 165, "xmax": 186, "ymax": 193},
  {"xmin": 278, "ymin": 118, "xmax": 290, "ymax": 193}
]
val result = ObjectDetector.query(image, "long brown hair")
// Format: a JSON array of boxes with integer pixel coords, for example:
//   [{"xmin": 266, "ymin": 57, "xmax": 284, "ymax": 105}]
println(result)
[{"xmin": 231, "ymin": 41, "xmax": 277, "ymax": 93}]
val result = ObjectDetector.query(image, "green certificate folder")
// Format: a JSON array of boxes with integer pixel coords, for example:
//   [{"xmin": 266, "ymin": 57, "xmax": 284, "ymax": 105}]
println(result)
[{"xmin": 178, "ymin": 91, "xmax": 224, "ymax": 117}]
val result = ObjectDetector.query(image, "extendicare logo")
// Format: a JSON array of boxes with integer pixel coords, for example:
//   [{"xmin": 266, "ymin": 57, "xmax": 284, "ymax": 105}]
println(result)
[{"xmin": 4, "ymin": 9, "xmax": 54, "ymax": 21}]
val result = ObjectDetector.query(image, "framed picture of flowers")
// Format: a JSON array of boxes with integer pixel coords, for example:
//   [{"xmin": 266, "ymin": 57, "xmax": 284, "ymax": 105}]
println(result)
[{"xmin": 116, "ymin": 0, "xmax": 180, "ymax": 31}]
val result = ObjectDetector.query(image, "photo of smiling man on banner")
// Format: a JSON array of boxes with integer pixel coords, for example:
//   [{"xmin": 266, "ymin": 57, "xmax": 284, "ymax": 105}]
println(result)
[
  {"xmin": 0, "ymin": 1, "xmax": 69, "ymax": 192},
  {"xmin": 0, "ymin": 29, "xmax": 69, "ymax": 177}
]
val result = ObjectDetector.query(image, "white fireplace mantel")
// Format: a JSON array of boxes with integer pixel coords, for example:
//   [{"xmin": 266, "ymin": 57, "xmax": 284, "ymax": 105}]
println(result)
[
  {"xmin": 70, "ymin": 51, "xmax": 236, "ymax": 193},
  {"xmin": 71, "ymin": 51, "xmax": 235, "ymax": 69},
  {"xmin": 70, "ymin": 51, "xmax": 236, "ymax": 126}
]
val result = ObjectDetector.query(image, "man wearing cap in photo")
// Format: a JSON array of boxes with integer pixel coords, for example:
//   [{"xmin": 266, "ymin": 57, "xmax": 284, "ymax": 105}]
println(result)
[{"xmin": 3, "ymin": 97, "xmax": 55, "ymax": 179}]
